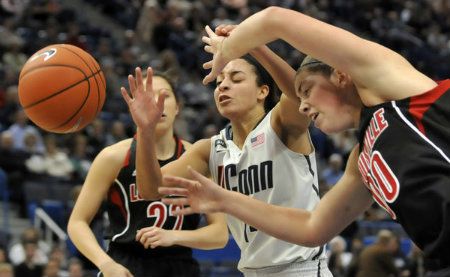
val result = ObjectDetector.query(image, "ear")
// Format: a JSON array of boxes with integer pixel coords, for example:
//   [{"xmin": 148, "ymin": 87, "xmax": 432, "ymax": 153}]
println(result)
[
  {"xmin": 257, "ymin": 85, "xmax": 270, "ymax": 101},
  {"xmin": 332, "ymin": 69, "xmax": 352, "ymax": 88}
]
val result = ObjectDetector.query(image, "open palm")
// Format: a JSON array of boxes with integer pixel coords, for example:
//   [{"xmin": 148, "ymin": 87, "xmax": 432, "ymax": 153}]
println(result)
[{"xmin": 121, "ymin": 67, "xmax": 165, "ymax": 129}]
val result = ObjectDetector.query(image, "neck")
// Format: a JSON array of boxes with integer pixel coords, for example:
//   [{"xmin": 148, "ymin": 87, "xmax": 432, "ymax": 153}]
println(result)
[
  {"xmin": 230, "ymin": 108, "xmax": 266, "ymax": 148},
  {"xmin": 154, "ymin": 129, "xmax": 176, "ymax": 160}
]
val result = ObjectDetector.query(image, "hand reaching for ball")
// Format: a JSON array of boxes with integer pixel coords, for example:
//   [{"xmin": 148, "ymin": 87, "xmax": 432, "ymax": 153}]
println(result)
[{"xmin": 121, "ymin": 67, "xmax": 165, "ymax": 131}]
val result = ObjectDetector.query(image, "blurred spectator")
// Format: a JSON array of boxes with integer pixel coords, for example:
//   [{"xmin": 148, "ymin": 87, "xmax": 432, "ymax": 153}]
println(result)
[
  {"xmin": 25, "ymin": 134, "xmax": 74, "ymax": 179},
  {"xmin": 0, "ymin": 263, "xmax": 13, "ymax": 277},
  {"xmin": 346, "ymin": 237, "xmax": 364, "ymax": 277},
  {"xmin": 356, "ymin": 230, "xmax": 400, "ymax": 277},
  {"xmin": 2, "ymin": 39, "xmax": 27, "ymax": 75},
  {"xmin": 67, "ymin": 258, "xmax": 84, "ymax": 277},
  {"xmin": 0, "ymin": 130, "xmax": 31, "ymax": 216},
  {"xmin": 9, "ymin": 227, "xmax": 50, "ymax": 266},
  {"xmin": 0, "ymin": 247, "xmax": 9, "ymax": 264},
  {"xmin": 328, "ymin": 236, "xmax": 348, "ymax": 277},
  {"xmin": 13, "ymin": 240, "xmax": 44, "ymax": 277},
  {"xmin": 42, "ymin": 257, "xmax": 64, "ymax": 277},
  {"xmin": 7, "ymin": 109, "xmax": 45, "ymax": 152},
  {"xmin": 404, "ymin": 244, "xmax": 425, "ymax": 277},
  {"xmin": 321, "ymin": 153, "xmax": 344, "ymax": 187},
  {"xmin": 84, "ymin": 119, "xmax": 106, "ymax": 156},
  {"xmin": 69, "ymin": 134, "xmax": 92, "ymax": 183},
  {"xmin": 105, "ymin": 120, "xmax": 127, "ymax": 146},
  {"xmin": 0, "ymin": 85, "xmax": 20, "ymax": 130}
]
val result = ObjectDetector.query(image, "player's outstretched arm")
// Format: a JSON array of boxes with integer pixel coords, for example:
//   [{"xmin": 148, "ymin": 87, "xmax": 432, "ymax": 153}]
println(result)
[
  {"xmin": 121, "ymin": 67, "xmax": 165, "ymax": 199},
  {"xmin": 161, "ymin": 148, "xmax": 373, "ymax": 247},
  {"xmin": 135, "ymin": 212, "xmax": 228, "ymax": 250},
  {"xmin": 203, "ymin": 7, "xmax": 435, "ymax": 104},
  {"xmin": 67, "ymin": 140, "xmax": 134, "ymax": 277}
]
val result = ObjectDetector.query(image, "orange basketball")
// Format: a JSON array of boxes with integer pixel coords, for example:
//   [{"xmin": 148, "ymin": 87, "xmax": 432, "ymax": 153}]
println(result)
[{"xmin": 18, "ymin": 44, "xmax": 106, "ymax": 133}]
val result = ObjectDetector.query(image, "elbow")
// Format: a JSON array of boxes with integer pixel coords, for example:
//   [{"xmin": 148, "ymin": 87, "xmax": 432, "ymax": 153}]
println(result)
[
  {"xmin": 217, "ymin": 231, "xmax": 229, "ymax": 249},
  {"xmin": 296, "ymin": 232, "xmax": 329, "ymax": 248},
  {"xmin": 67, "ymin": 217, "xmax": 78, "ymax": 241},
  {"xmin": 208, "ymin": 228, "xmax": 229, "ymax": 250}
]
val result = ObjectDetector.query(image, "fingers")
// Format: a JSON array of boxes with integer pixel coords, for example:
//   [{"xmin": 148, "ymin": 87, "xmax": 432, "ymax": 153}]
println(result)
[
  {"xmin": 135, "ymin": 67, "xmax": 144, "ymax": 93},
  {"xmin": 127, "ymin": 74, "xmax": 136, "ymax": 97},
  {"xmin": 145, "ymin": 67, "xmax": 153, "ymax": 92},
  {"xmin": 204, "ymin": 25, "xmax": 215, "ymax": 37},
  {"xmin": 160, "ymin": 200, "xmax": 194, "ymax": 216},
  {"xmin": 161, "ymin": 196, "xmax": 189, "ymax": 206},
  {"xmin": 203, "ymin": 72, "xmax": 216, "ymax": 85},
  {"xmin": 204, "ymin": 45, "xmax": 212, "ymax": 53},
  {"xmin": 120, "ymin": 87, "xmax": 132, "ymax": 105},
  {"xmin": 203, "ymin": 61, "xmax": 212, "ymax": 70},
  {"xmin": 216, "ymin": 24, "xmax": 236, "ymax": 36},
  {"xmin": 163, "ymin": 175, "xmax": 196, "ymax": 189},
  {"xmin": 202, "ymin": 36, "xmax": 211, "ymax": 45},
  {"xmin": 156, "ymin": 92, "xmax": 166, "ymax": 112}
]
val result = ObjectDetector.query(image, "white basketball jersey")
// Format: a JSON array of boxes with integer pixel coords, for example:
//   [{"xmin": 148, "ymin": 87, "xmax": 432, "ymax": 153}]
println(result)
[{"xmin": 209, "ymin": 111, "xmax": 326, "ymax": 270}]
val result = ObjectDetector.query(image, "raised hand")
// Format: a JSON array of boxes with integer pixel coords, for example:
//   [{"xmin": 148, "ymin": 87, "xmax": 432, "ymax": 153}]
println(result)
[
  {"xmin": 121, "ymin": 67, "xmax": 165, "ymax": 130},
  {"xmin": 158, "ymin": 167, "xmax": 226, "ymax": 215},
  {"xmin": 202, "ymin": 25, "xmax": 230, "ymax": 85},
  {"xmin": 136, "ymin": 226, "xmax": 179, "ymax": 249}
]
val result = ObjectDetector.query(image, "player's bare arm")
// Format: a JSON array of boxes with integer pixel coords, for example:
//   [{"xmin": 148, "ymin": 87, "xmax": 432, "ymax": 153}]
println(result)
[
  {"xmin": 68, "ymin": 139, "xmax": 134, "ymax": 277},
  {"xmin": 121, "ymin": 67, "xmax": 165, "ymax": 199},
  {"xmin": 249, "ymin": 45, "xmax": 311, "ymax": 152},
  {"xmin": 136, "ymin": 212, "xmax": 228, "ymax": 250},
  {"xmin": 160, "ymin": 147, "xmax": 372, "ymax": 247},
  {"xmin": 203, "ymin": 7, "xmax": 436, "ymax": 105}
]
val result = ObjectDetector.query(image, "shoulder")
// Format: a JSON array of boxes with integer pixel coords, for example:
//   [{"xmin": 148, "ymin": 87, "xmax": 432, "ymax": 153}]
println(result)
[
  {"xmin": 94, "ymin": 138, "xmax": 133, "ymax": 165},
  {"xmin": 188, "ymin": 138, "xmax": 212, "ymax": 158}
]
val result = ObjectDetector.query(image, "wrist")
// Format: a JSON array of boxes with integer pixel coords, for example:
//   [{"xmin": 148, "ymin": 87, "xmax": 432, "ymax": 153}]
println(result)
[
  {"xmin": 218, "ymin": 189, "xmax": 235, "ymax": 213},
  {"xmin": 137, "ymin": 127, "xmax": 156, "ymax": 138},
  {"xmin": 98, "ymin": 259, "xmax": 115, "ymax": 272}
]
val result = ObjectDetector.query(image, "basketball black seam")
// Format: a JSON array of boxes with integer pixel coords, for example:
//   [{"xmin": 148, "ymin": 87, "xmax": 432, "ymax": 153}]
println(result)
[
  {"xmin": 50, "ymin": 72, "xmax": 104, "ymax": 131},
  {"xmin": 22, "ymin": 69, "xmax": 101, "ymax": 109},
  {"xmin": 60, "ymin": 45, "xmax": 103, "ymax": 114}
]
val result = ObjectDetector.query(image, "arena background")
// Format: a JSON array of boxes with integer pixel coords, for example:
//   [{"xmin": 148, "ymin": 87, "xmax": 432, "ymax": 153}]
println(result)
[{"xmin": 0, "ymin": 0, "xmax": 449, "ymax": 276}]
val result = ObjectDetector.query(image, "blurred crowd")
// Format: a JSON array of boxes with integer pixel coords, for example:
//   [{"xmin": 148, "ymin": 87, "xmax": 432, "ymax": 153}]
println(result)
[{"xmin": 0, "ymin": 0, "xmax": 449, "ymax": 276}]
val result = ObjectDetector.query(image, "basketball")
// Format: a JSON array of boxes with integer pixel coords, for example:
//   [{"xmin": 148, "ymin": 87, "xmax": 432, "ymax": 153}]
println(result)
[{"xmin": 18, "ymin": 44, "xmax": 106, "ymax": 133}]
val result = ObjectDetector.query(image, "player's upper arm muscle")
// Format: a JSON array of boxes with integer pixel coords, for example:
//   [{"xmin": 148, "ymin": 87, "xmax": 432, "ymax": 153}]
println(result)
[{"xmin": 161, "ymin": 139, "xmax": 211, "ymax": 180}]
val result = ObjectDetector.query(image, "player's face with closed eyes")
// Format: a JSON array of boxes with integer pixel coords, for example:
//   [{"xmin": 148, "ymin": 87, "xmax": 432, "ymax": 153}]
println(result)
[{"xmin": 214, "ymin": 59, "xmax": 266, "ymax": 120}]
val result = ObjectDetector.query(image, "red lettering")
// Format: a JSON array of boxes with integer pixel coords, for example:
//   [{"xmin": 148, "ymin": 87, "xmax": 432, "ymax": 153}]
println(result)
[
  {"xmin": 130, "ymin": 184, "xmax": 144, "ymax": 202},
  {"xmin": 371, "ymin": 151, "xmax": 399, "ymax": 203},
  {"xmin": 147, "ymin": 202, "xmax": 167, "ymax": 228}
]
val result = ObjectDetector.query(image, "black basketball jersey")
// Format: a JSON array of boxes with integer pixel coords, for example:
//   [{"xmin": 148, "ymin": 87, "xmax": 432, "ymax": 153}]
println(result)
[
  {"xmin": 357, "ymin": 79, "xmax": 450, "ymax": 268},
  {"xmin": 105, "ymin": 136, "xmax": 201, "ymax": 257}
]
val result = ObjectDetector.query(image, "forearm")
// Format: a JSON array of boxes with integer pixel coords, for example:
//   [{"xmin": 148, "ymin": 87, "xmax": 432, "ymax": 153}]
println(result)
[
  {"xmin": 67, "ymin": 220, "xmax": 114, "ymax": 269},
  {"xmin": 136, "ymin": 128, "xmax": 163, "ymax": 199},
  {"xmin": 249, "ymin": 46, "xmax": 296, "ymax": 100},
  {"xmin": 220, "ymin": 190, "xmax": 321, "ymax": 247},
  {"xmin": 221, "ymin": 8, "xmax": 279, "ymax": 61},
  {"xmin": 172, "ymin": 217, "xmax": 228, "ymax": 250}
]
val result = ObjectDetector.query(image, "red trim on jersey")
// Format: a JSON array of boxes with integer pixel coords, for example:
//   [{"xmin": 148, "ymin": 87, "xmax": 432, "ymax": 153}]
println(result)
[
  {"xmin": 409, "ymin": 79, "xmax": 450, "ymax": 135},
  {"xmin": 109, "ymin": 188, "xmax": 127, "ymax": 220},
  {"xmin": 123, "ymin": 148, "xmax": 131, "ymax": 167},
  {"xmin": 176, "ymin": 137, "xmax": 183, "ymax": 158}
]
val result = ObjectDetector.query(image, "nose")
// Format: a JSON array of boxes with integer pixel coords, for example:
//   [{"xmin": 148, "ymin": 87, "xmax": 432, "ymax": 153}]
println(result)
[
  {"xmin": 298, "ymin": 101, "xmax": 309, "ymax": 114},
  {"xmin": 218, "ymin": 83, "xmax": 229, "ymax": 92}
]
